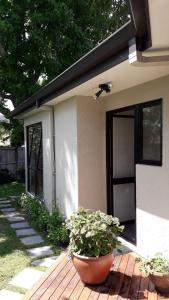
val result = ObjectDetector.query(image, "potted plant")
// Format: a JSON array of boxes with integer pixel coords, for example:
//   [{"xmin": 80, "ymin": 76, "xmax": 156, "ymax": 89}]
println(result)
[
  {"xmin": 138, "ymin": 254, "xmax": 169, "ymax": 294},
  {"xmin": 65, "ymin": 208, "xmax": 124, "ymax": 285}
]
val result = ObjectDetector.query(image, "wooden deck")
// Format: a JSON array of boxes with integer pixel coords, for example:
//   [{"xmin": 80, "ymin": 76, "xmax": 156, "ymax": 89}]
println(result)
[{"xmin": 23, "ymin": 252, "xmax": 169, "ymax": 300}]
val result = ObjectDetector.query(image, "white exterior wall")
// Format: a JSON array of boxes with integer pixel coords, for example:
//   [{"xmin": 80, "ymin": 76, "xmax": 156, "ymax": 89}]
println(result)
[
  {"xmin": 23, "ymin": 74, "xmax": 169, "ymax": 257},
  {"xmin": 24, "ymin": 109, "xmax": 54, "ymax": 213},
  {"xmin": 104, "ymin": 74, "xmax": 169, "ymax": 257},
  {"xmin": 76, "ymin": 97, "xmax": 106, "ymax": 212},
  {"xmin": 54, "ymin": 99, "xmax": 78, "ymax": 217}
]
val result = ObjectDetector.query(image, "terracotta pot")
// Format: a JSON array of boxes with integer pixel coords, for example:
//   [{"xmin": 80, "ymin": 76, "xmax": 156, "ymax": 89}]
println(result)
[
  {"xmin": 72, "ymin": 252, "xmax": 113, "ymax": 285},
  {"xmin": 149, "ymin": 272, "xmax": 169, "ymax": 294}
]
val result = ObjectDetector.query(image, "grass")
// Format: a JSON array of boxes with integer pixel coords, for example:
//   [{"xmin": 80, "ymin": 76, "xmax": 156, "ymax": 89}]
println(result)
[
  {"xmin": 0, "ymin": 181, "xmax": 62, "ymax": 294},
  {"xmin": 0, "ymin": 215, "xmax": 30, "ymax": 293},
  {"xmin": 0, "ymin": 182, "xmax": 30, "ymax": 292},
  {"xmin": 0, "ymin": 181, "xmax": 25, "ymax": 198}
]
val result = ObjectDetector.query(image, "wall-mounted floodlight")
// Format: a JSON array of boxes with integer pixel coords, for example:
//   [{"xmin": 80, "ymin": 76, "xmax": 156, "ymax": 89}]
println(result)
[{"xmin": 94, "ymin": 82, "xmax": 112, "ymax": 100}]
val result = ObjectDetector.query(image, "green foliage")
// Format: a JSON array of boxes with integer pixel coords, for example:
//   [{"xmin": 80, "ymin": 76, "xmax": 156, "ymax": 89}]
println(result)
[
  {"xmin": 20, "ymin": 193, "xmax": 50, "ymax": 231},
  {"xmin": 0, "ymin": 181, "xmax": 25, "ymax": 198},
  {"xmin": 0, "ymin": 0, "xmax": 129, "ymax": 146},
  {"xmin": 0, "ymin": 169, "xmax": 14, "ymax": 184},
  {"xmin": 137, "ymin": 254, "xmax": 169, "ymax": 275},
  {"xmin": 47, "ymin": 208, "xmax": 69, "ymax": 245},
  {"xmin": 65, "ymin": 207, "xmax": 124, "ymax": 257},
  {"xmin": 19, "ymin": 193, "xmax": 68, "ymax": 245}
]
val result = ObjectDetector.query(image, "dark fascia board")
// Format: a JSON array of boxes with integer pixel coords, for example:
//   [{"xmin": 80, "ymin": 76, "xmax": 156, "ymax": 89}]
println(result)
[
  {"xmin": 128, "ymin": 0, "xmax": 152, "ymax": 49},
  {"xmin": 12, "ymin": 0, "xmax": 151, "ymax": 118},
  {"xmin": 12, "ymin": 21, "xmax": 135, "ymax": 117}
]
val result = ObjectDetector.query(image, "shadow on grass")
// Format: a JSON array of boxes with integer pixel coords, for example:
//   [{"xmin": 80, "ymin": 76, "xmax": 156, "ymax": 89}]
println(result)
[
  {"xmin": 0, "ymin": 213, "xmax": 30, "ymax": 289},
  {"xmin": 0, "ymin": 214, "xmax": 28, "ymax": 257},
  {"xmin": 0, "ymin": 181, "xmax": 25, "ymax": 198}
]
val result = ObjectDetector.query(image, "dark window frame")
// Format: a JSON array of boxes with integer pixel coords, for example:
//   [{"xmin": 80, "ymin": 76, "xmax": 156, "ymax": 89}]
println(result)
[
  {"xmin": 106, "ymin": 98, "xmax": 163, "ymax": 245},
  {"xmin": 26, "ymin": 122, "xmax": 43, "ymax": 197},
  {"xmin": 137, "ymin": 99, "xmax": 162, "ymax": 166}
]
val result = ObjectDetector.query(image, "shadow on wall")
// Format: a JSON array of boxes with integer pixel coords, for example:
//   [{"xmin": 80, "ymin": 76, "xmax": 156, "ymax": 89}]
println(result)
[{"xmin": 55, "ymin": 139, "xmax": 77, "ymax": 218}]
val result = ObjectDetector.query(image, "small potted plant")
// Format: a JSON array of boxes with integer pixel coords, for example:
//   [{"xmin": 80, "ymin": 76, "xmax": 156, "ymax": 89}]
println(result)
[
  {"xmin": 65, "ymin": 208, "xmax": 124, "ymax": 285},
  {"xmin": 138, "ymin": 254, "xmax": 169, "ymax": 294}
]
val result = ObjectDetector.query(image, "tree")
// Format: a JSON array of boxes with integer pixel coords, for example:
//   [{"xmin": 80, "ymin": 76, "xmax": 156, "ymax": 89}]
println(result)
[{"xmin": 0, "ymin": 0, "xmax": 129, "ymax": 146}]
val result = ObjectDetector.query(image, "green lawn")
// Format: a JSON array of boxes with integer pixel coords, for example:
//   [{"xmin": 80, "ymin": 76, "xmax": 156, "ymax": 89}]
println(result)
[
  {"xmin": 0, "ymin": 181, "xmax": 62, "ymax": 293},
  {"xmin": 0, "ymin": 182, "xmax": 29, "ymax": 293},
  {"xmin": 0, "ymin": 181, "xmax": 25, "ymax": 198}
]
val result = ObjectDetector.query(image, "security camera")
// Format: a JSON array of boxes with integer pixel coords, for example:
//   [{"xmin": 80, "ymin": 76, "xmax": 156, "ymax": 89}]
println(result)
[{"xmin": 94, "ymin": 82, "xmax": 112, "ymax": 100}]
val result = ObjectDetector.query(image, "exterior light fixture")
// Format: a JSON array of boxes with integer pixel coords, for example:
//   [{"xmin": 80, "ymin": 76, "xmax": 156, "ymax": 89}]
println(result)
[{"xmin": 94, "ymin": 82, "xmax": 112, "ymax": 100}]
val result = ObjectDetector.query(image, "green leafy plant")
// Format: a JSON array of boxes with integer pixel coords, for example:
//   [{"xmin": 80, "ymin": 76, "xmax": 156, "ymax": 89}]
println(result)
[
  {"xmin": 65, "ymin": 208, "xmax": 124, "ymax": 257},
  {"xmin": 47, "ymin": 208, "xmax": 69, "ymax": 245},
  {"xmin": 137, "ymin": 254, "xmax": 169, "ymax": 275},
  {"xmin": 19, "ymin": 193, "xmax": 68, "ymax": 245},
  {"xmin": 19, "ymin": 193, "xmax": 49, "ymax": 231}
]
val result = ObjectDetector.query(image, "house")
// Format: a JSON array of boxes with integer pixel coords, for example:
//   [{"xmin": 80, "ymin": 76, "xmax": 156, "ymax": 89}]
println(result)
[{"xmin": 12, "ymin": 0, "xmax": 169, "ymax": 257}]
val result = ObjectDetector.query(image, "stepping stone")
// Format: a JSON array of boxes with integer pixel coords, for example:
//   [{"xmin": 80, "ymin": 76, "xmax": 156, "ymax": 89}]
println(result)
[
  {"xmin": 1, "ymin": 207, "xmax": 16, "ymax": 213},
  {"xmin": 0, "ymin": 289, "xmax": 23, "ymax": 300},
  {"xmin": 0, "ymin": 203, "xmax": 11, "ymax": 208},
  {"xmin": 11, "ymin": 221, "xmax": 30, "ymax": 229},
  {"xmin": 9, "ymin": 195, "xmax": 20, "ymax": 200},
  {"xmin": 32, "ymin": 256, "xmax": 58, "ymax": 267},
  {"xmin": 10, "ymin": 267, "xmax": 44, "ymax": 289},
  {"xmin": 16, "ymin": 228, "xmax": 37, "ymax": 237},
  {"xmin": 20, "ymin": 235, "xmax": 44, "ymax": 246},
  {"xmin": 0, "ymin": 200, "xmax": 11, "ymax": 204},
  {"xmin": 6, "ymin": 212, "xmax": 25, "ymax": 223},
  {"xmin": 27, "ymin": 246, "xmax": 54, "ymax": 258}
]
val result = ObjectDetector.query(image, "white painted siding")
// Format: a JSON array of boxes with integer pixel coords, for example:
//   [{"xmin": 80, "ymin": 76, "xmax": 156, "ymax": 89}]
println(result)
[
  {"xmin": 54, "ymin": 99, "xmax": 78, "ymax": 217},
  {"xmin": 76, "ymin": 97, "xmax": 106, "ymax": 213},
  {"xmin": 104, "ymin": 74, "xmax": 169, "ymax": 257},
  {"xmin": 24, "ymin": 109, "xmax": 54, "ymax": 213}
]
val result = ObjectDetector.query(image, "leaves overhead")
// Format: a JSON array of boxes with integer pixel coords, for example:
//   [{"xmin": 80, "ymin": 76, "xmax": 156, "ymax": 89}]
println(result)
[{"xmin": 0, "ymin": 0, "xmax": 129, "ymax": 146}]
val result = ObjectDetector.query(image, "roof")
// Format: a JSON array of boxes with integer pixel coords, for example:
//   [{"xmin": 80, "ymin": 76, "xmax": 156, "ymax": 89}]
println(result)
[{"xmin": 12, "ymin": 0, "xmax": 151, "ymax": 118}]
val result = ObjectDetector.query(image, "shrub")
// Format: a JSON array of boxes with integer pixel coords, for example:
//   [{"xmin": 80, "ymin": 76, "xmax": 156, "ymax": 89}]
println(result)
[
  {"xmin": 137, "ymin": 254, "xmax": 169, "ymax": 274},
  {"xmin": 0, "ymin": 169, "xmax": 15, "ymax": 185},
  {"xmin": 19, "ymin": 193, "xmax": 68, "ymax": 246},
  {"xmin": 65, "ymin": 207, "xmax": 124, "ymax": 257},
  {"xmin": 19, "ymin": 193, "xmax": 49, "ymax": 231},
  {"xmin": 47, "ymin": 208, "xmax": 69, "ymax": 245}
]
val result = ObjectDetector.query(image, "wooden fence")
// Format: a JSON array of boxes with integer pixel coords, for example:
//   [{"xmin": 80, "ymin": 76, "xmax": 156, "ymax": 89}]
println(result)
[{"xmin": 0, "ymin": 147, "xmax": 25, "ymax": 182}]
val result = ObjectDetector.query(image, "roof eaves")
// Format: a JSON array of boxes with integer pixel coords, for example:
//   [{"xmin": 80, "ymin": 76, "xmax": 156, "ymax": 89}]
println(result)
[{"xmin": 12, "ymin": 21, "xmax": 135, "ymax": 118}]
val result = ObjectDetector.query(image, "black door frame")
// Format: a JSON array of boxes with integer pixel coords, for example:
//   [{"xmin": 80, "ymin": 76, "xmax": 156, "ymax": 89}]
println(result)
[{"xmin": 106, "ymin": 104, "xmax": 137, "ymax": 244}]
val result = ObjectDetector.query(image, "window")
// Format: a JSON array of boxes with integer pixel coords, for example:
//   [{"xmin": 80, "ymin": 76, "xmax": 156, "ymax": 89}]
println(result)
[
  {"xmin": 27, "ymin": 123, "xmax": 43, "ymax": 197},
  {"xmin": 139, "ymin": 100, "xmax": 162, "ymax": 165}
]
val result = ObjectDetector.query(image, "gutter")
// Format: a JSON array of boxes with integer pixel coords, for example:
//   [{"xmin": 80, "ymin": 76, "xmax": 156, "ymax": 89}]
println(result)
[{"xmin": 11, "ymin": 21, "xmax": 135, "ymax": 118}]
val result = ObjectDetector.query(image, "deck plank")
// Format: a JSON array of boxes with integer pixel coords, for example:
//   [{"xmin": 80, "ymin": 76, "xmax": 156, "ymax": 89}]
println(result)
[
  {"xmin": 117, "ymin": 253, "xmax": 136, "ymax": 299},
  {"xmin": 23, "ymin": 252, "xmax": 67, "ymax": 300},
  {"xmin": 59, "ymin": 272, "xmax": 80, "ymax": 300},
  {"xmin": 137, "ymin": 275, "xmax": 149, "ymax": 300},
  {"xmin": 50, "ymin": 265, "xmax": 77, "ymax": 299},
  {"xmin": 108, "ymin": 253, "xmax": 130, "ymax": 300},
  {"xmin": 69, "ymin": 279, "xmax": 85, "ymax": 300},
  {"xmin": 148, "ymin": 280, "xmax": 158, "ymax": 300},
  {"xmin": 39, "ymin": 259, "xmax": 73, "ymax": 300},
  {"xmin": 127, "ymin": 258, "xmax": 141, "ymax": 300},
  {"xmin": 23, "ymin": 252, "xmax": 160, "ymax": 300}
]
